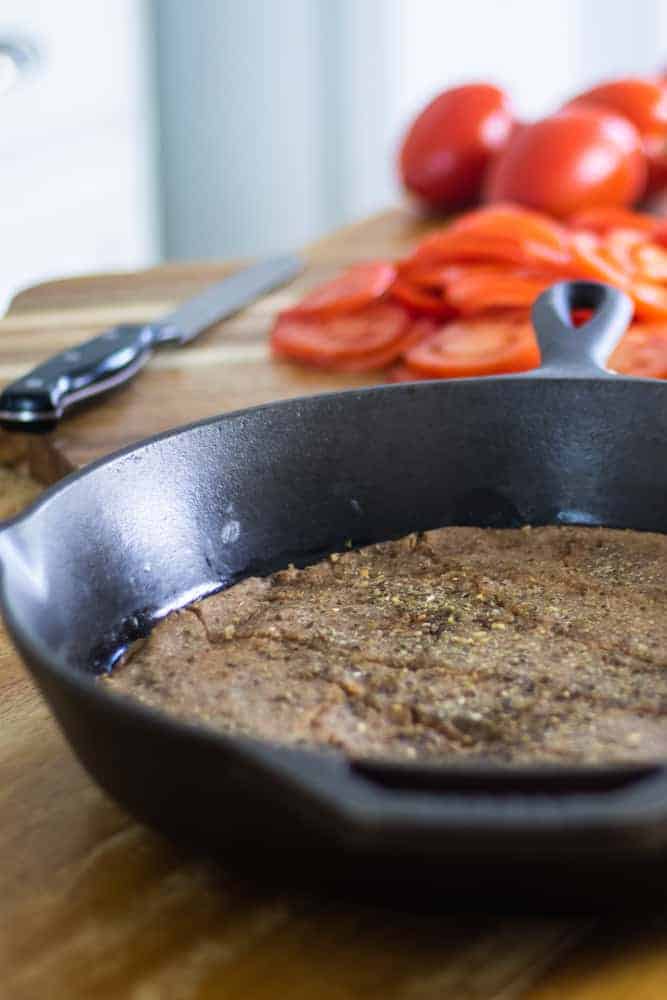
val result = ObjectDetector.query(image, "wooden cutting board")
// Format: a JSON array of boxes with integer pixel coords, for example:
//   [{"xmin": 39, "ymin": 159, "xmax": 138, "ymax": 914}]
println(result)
[{"xmin": 1, "ymin": 210, "xmax": 428, "ymax": 483}]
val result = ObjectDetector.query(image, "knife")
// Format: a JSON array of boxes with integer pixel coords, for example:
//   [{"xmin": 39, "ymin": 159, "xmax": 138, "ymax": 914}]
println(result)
[{"xmin": 0, "ymin": 254, "xmax": 303, "ymax": 433}]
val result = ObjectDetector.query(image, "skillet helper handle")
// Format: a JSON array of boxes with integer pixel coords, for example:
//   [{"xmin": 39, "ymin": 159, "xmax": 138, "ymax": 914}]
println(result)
[
  {"xmin": 531, "ymin": 280, "xmax": 633, "ymax": 375},
  {"xmin": 0, "ymin": 323, "xmax": 160, "ymax": 433}
]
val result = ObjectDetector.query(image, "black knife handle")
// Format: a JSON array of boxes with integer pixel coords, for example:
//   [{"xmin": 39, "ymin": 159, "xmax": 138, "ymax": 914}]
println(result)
[{"xmin": 0, "ymin": 324, "xmax": 159, "ymax": 433}]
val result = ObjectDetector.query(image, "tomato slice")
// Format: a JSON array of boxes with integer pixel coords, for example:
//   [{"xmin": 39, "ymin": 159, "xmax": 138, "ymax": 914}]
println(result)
[
  {"xmin": 329, "ymin": 318, "xmax": 437, "ymax": 372},
  {"xmin": 630, "ymin": 281, "xmax": 667, "ymax": 320},
  {"xmin": 450, "ymin": 203, "xmax": 569, "ymax": 251},
  {"xmin": 569, "ymin": 206, "xmax": 659, "ymax": 236},
  {"xmin": 571, "ymin": 308, "xmax": 594, "ymax": 327},
  {"xmin": 569, "ymin": 233, "xmax": 629, "ymax": 286},
  {"xmin": 390, "ymin": 276, "xmax": 455, "ymax": 318},
  {"xmin": 400, "ymin": 262, "xmax": 506, "ymax": 289},
  {"xmin": 633, "ymin": 243, "xmax": 667, "ymax": 281},
  {"xmin": 271, "ymin": 302, "xmax": 410, "ymax": 363},
  {"xmin": 409, "ymin": 261, "xmax": 571, "ymax": 286},
  {"xmin": 387, "ymin": 363, "xmax": 430, "ymax": 382},
  {"xmin": 445, "ymin": 271, "xmax": 553, "ymax": 313},
  {"xmin": 287, "ymin": 261, "xmax": 396, "ymax": 318},
  {"xmin": 271, "ymin": 305, "xmax": 437, "ymax": 372},
  {"xmin": 599, "ymin": 228, "xmax": 644, "ymax": 275},
  {"xmin": 409, "ymin": 230, "xmax": 571, "ymax": 270},
  {"xmin": 608, "ymin": 323, "xmax": 667, "ymax": 378},
  {"xmin": 403, "ymin": 314, "xmax": 540, "ymax": 378},
  {"xmin": 653, "ymin": 219, "xmax": 667, "ymax": 248},
  {"xmin": 396, "ymin": 263, "xmax": 453, "ymax": 289}
]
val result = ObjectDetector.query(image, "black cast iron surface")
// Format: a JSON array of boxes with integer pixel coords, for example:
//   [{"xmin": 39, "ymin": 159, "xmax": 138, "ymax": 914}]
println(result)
[{"xmin": 3, "ymin": 281, "xmax": 667, "ymax": 909}]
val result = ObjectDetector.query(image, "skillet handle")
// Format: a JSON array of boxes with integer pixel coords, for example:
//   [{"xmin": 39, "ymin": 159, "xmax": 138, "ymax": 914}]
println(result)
[{"xmin": 531, "ymin": 281, "xmax": 633, "ymax": 375}]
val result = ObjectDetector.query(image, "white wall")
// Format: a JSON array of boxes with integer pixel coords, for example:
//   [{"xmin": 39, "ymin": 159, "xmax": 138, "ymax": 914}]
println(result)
[
  {"xmin": 0, "ymin": 0, "xmax": 158, "ymax": 309},
  {"xmin": 153, "ymin": 0, "xmax": 329, "ymax": 258},
  {"xmin": 153, "ymin": 0, "xmax": 403, "ymax": 255}
]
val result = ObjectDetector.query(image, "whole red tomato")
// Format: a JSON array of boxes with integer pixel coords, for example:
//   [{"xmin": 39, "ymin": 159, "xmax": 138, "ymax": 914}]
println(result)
[
  {"xmin": 644, "ymin": 137, "xmax": 667, "ymax": 197},
  {"xmin": 484, "ymin": 107, "xmax": 646, "ymax": 218},
  {"xmin": 399, "ymin": 83, "xmax": 515, "ymax": 211},
  {"xmin": 568, "ymin": 77, "xmax": 667, "ymax": 139},
  {"xmin": 568, "ymin": 76, "xmax": 667, "ymax": 196}
]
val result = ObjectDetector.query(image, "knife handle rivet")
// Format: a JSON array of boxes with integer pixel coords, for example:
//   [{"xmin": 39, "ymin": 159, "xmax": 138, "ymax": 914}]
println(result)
[
  {"xmin": 64, "ymin": 350, "xmax": 81, "ymax": 362},
  {"xmin": 25, "ymin": 377, "xmax": 43, "ymax": 388}
]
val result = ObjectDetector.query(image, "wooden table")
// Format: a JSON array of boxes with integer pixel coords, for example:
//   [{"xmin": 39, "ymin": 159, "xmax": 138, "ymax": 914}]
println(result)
[{"xmin": 2, "ymin": 210, "xmax": 667, "ymax": 999}]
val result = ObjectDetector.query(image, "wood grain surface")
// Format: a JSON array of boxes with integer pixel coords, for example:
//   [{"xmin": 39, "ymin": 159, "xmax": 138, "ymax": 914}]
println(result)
[{"xmin": 1, "ymin": 209, "xmax": 667, "ymax": 999}]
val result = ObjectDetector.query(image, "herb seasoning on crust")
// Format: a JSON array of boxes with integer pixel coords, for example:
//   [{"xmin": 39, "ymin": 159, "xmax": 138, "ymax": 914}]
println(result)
[{"xmin": 105, "ymin": 525, "xmax": 667, "ymax": 764}]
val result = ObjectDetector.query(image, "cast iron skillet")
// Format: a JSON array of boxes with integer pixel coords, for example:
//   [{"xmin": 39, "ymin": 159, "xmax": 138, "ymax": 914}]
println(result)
[{"xmin": 4, "ymin": 280, "xmax": 667, "ymax": 909}]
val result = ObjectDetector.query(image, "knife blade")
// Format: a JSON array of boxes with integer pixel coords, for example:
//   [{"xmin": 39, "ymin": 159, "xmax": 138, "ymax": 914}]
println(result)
[
  {"xmin": 156, "ymin": 255, "xmax": 302, "ymax": 345},
  {"xmin": 0, "ymin": 254, "xmax": 303, "ymax": 433}
]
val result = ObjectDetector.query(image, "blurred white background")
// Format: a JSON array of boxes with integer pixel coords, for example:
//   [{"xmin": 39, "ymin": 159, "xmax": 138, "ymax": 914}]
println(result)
[{"xmin": 0, "ymin": 0, "xmax": 665, "ymax": 308}]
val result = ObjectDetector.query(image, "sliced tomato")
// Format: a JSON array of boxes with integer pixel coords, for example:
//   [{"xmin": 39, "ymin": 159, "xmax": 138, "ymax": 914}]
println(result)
[
  {"xmin": 571, "ymin": 308, "xmax": 594, "ymax": 327},
  {"xmin": 446, "ymin": 271, "xmax": 553, "ymax": 313},
  {"xmin": 271, "ymin": 306, "xmax": 437, "ymax": 372},
  {"xmin": 633, "ymin": 242, "xmax": 667, "ymax": 281},
  {"xmin": 409, "ymin": 229, "xmax": 571, "ymax": 270},
  {"xmin": 569, "ymin": 232, "xmax": 629, "ymax": 286},
  {"xmin": 329, "ymin": 318, "xmax": 437, "ymax": 372},
  {"xmin": 400, "ymin": 261, "xmax": 505, "ymax": 289},
  {"xmin": 599, "ymin": 228, "xmax": 644, "ymax": 275},
  {"xmin": 390, "ymin": 276, "xmax": 455, "ymax": 318},
  {"xmin": 387, "ymin": 363, "xmax": 430, "ymax": 382},
  {"xmin": 396, "ymin": 263, "xmax": 454, "ymax": 290},
  {"xmin": 630, "ymin": 281, "xmax": 667, "ymax": 320},
  {"xmin": 271, "ymin": 302, "xmax": 410, "ymax": 364},
  {"xmin": 286, "ymin": 261, "xmax": 396, "ymax": 318},
  {"xmin": 410, "ymin": 230, "xmax": 528, "ymax": 266},
  {"xmin": 402, "ymin": 314, "xmax": 540, "ymax": 378},
  {"xmin": 569, "ymin": 206, "xmax": 659, "ymax": 235},
  {"xmin": 411, "ymin": 261, "xmax": 572, "ymax": 286},
  {"xmin": 608, "ymin": 323, "xmax": 667, "ymax": 378},
  {"xmin": 449, "ymin": 202, "xmax": 569, "ymax": 251}
]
